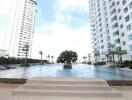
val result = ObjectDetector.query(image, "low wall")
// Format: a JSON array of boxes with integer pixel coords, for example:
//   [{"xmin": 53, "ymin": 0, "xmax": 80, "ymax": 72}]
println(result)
[
  {"xmin": 107, "ymin": 80, "xmax": 132, "ymax": 86},
  {"xmin": 0, "ymin": 78, "xmax": 27, "ymax": 84},
  {"xmin": 0, "ymin": 78, "xmax": 132, "ymax": 86}
]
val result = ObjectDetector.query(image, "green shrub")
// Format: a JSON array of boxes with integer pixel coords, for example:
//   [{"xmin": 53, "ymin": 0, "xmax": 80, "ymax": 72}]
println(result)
[
  {"xmin": 93, "ymin": 62, "xmax": 106, "ymax": 65},
  {"xmin": 87, "ymin": 62, "xmax": 92, "ymax": 64},
  {"xmin": 121, "ymin": 61, "xmax": 132, "ymax": 66},
  {"xmin": 20, "ymin": 63, "xmax": 30, "ymax": 67},
  {"xmin": 0, "ymin": 57, "xmax": 48, "ymax": 65}
]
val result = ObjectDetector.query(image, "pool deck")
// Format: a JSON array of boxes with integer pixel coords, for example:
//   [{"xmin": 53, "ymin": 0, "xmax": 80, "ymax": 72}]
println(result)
[
  {"xmin": 0, "ymin": 78, "xmax": 132, "ymax": 100},
  {"xmin": 0, "ymin": 83, "xmax": 21, "ymax": 100}
]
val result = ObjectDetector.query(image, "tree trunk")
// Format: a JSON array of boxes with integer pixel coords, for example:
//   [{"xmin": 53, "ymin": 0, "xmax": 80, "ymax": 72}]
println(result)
[
  {"xmin": 106, "ymin": 56, "xmax": 108, "ymax": 62},
  {"xmin": 41, "ymin": 54, "xmax": 43, "ymax": 63},
  {"xmin": 120, "ymin": 55, "xmax": 122, "ymax": 63},
  {"xmin": 117, "ymin": 54, "xmax": 120, "ymax": 63},
  {"xmin": 25, "ymin": 51, "xmax": 28, "ymax": 64},
  {"xmin": 112, "ymin": 54, "xmax": 115, "ymax": 66}
]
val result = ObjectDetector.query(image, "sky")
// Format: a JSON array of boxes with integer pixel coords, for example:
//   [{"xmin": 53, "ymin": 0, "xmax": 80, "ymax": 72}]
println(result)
[{"xmin": 0, "ymin": 0, "xmax": 92, "ymax": 62}]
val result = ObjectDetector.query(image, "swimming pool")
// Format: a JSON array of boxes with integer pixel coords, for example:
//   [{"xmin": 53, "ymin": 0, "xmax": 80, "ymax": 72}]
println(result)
[{"xmin": 0, "ymin": 64, "xmax": 132, "ymax": 80}]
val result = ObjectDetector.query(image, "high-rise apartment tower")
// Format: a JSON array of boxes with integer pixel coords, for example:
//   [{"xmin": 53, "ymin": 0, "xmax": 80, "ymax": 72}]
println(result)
[
  {"xmin": 4, "ymin": 0, "xmax": 37, "ymax": 58},
  {"xmin": 89, "ymin": 0, "xmax": 132, "ymax": 61}
]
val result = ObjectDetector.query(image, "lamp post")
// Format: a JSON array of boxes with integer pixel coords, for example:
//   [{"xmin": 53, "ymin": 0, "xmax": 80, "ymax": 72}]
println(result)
[{"xmin": 39, "ymin": 51, "xmax": 43, "ymax": 63}]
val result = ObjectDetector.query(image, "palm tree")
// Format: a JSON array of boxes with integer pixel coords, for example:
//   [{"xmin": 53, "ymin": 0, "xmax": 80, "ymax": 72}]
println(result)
[
  {"xmin": 88, "ymin": 53, "xmax": 91, "ymax": 63},
  {"xmin": 51, "ymin": 56, "xmax": 54, "ymax": 63},
  {"xmin": 115, "ymin": 48, "xmax": 127, "ymax": 63},
  {"xmin": 22, "ymin": 44, "xmax": 29, "ymax": 65},
  {"xmin": 47, "ymin": 54, "xmax": 50, "ymax": 63},
  {"xmin": 94, "ymin": 49, "xmax": 100, "ymax": 62},
  {"xmin": 39, "ymin": 51, "xmax": 43, "ymax": 63},
  {"xmin": 105, "ymin": 52, "xmax": 110, "ymax": 62},
  {"xmin": 108, "ymin": 44, "xmax": 116, "ymax": 66}
]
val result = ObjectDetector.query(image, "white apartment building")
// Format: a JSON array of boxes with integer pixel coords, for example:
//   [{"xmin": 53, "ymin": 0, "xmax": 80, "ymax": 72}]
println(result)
[
  {"xmin": 4, "ymin": 0, "xmax": 37, "ymax": 58},
  {"xmin": 89, "ymin": 0, "xmax": 132, "ymax": 62}
]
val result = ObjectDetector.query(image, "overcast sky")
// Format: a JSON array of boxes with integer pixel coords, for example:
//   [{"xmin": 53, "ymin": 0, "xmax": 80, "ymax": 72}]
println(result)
[{"xmin": 0, "ymin": 0, "xmax": 92, "ymax": 61}]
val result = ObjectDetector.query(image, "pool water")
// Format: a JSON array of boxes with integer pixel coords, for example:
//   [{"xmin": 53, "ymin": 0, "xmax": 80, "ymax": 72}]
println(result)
[{"xmin": 0, "ymin": 64, "xmax": 132, "ymax": 80}]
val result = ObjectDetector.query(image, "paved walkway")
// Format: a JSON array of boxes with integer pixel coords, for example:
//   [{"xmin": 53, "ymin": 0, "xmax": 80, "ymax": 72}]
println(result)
[
  {"xmin": 12, "ymin": 77, "xmax": 126, "ymax": 100},
  {"xmin": 0, "ymin": 78, "xmax": 131, "ymax": 100},
  {"xmin": 0, "ymin": 84, "xmax": 20, "ymax": 100}
]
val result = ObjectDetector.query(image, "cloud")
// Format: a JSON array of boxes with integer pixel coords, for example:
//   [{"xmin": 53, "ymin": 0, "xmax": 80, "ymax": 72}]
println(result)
[
  {"xmin": 32, "ymin": 21, "xmax": 92, "ymax": 61},
  {"xmin": 0, "ymin": 28, "xmax": 6, "ymax": 49},
  {"xmin": 32, "ymin": 0, "xmax": 91, "ymax": 62},
  {"xmin": 0, "ymin": 0, "xmax": 11, "ymax": 28},
  {"xmin": 0, "ymin": 0, "xmax": 11, "ymax": 16},
  {"xmin": 54, "ymin": 0, "xmax": 89, "ymax": 30},
  {"xmin": 0, "ymin": 0, "xmax": 12, "ymax": 49},
  {"xmin": 55, "ymin": 0, "xmax": 89, "ymax": 13}
]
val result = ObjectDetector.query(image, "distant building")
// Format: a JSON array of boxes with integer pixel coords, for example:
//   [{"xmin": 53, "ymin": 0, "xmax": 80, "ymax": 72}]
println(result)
[
  {"xmin": 89, "ymin": 0, "xmax": 132, "ymax": 61},
  {"xmin": 4, "ymin": 0, "xmax": 37, "ymax": 58},
  {"xmin": 0, "ymin": 49, "xmax": 8, "ymax": 57}
]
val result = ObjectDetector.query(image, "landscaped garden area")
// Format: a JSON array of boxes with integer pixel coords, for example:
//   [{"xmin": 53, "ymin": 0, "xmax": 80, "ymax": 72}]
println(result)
[{"xmin": 93, "ymin": 43, "xmax": 132, "ymax": 69}]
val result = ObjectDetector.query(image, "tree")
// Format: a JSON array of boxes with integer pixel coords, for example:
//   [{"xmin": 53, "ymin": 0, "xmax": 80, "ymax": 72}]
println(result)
[
  {"xmin": 105, "ymin": 52, "xmax": 110, "ymax": 62},
  {"xmin": 47, "ymin": 54, "xmax": 50, "ymax": 63},
  {"xmin": 57, "ymin": 50, "xmax": 78, "ymax": 64},
  {"xmin": 94, "ymin": 49, "xmax": 100, "ymax": 62},
  {"xmin": 51, "ymin": 56, "xmax": 54, "ymax": 63},
  {"xmin": 22, "ymin": 44, "xmax": 29, "ymax": 65},
  {"xmin": 108, "ymin": 44, "xmax": 117, "ymax": 66},
  {"xmin": 39, "ymin": 51, "xmax": 43, "ymax": 63},
  {"xmin": 115, "ymin": 48, "xmax": 127, "ymax": 63},
  {"xmin": 88, "ymin": 53, "xmax": 91, "ymax": 63}
]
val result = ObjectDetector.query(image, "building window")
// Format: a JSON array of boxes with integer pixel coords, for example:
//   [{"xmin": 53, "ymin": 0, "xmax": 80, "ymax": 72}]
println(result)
[
  {"xmin": 113, "ymin": 30, "xmax": 119, "ymax": 36},
  {"xmin": 111, "ymin": 16, "xmax": 117, "ymax": 22},
  {"xmin": 120, "ymin": 24, "xmax": 123, "ymax": 28},
  {"xmin": 127, "ymin": 24, "xmax": 132, "ymax": 31},
  {"xmin": 112, "ymin": 23, "xmax": 118, "ymax": 29},
  {"xmin": 122, "ymin": 32, "xmax": 125, "ymax": 36},
  {"xmin": 107, "ymin": 30, "xmax": 109, "ymax": 34},
  {"xmin": 131, "ymin": 12, "xmax": 132, "ymax": 18},
  {"xmin": 129, "ymin": 45, "xmax": 132, "ymax": 51},
  {"xmin": 101, "ymin": 45, "xmax": 104, "ymax": 49},
  {"xmin": 110, "ymin": 2, "xmax": 115, "ymax": 9},
  {"xmin": 118, "ymin": 9, "xmax": 121, "ymax": 13},
  {"xmin": 109, "ymin": 0, "xmax": 112, "ymax": 3},
  {"xmin": 123, "ymin": 41, "xmax": 126, "ymax": 45},
  {"xmin": 110, "ymin": 9, "xmax": 116, "ymax": 15},
  {"xmin": 115, "ymin": 39, "xmax": 120, "ymax": 43},
  {"xmin": 125, "ymin": 15, "xmax": 130, "ymax": 22},
  {"xmin": 100, "ymin": 28, "xmax": 102, "ymax": 32},
  {"xmin": 124, "ymin": 7, "xmax": 128, "ymax": 13},
  {"xmin": 117, "ymin": 47, "xmax": 121, "ymax": 51},
  {"xmin": 128, "ymin": 34, "xmax": 132, "ymax": 40},
  {"xmin": 129, "ymin": 2, "xmax": 132, "ymax": 9},
  {"xmin": 117, "ymin": 1, "xmax": 119, "ymax": 5},
  {"xmin": 107, "ymin": 36, "xmax": 110, "ymax": 41},
  {"xmin": 122, "ymin": 0, "xmax": 126, "ymax": 5},
  {"xmin": 119, "ymin": 16, "xmax": 122, "ymax": 20}
]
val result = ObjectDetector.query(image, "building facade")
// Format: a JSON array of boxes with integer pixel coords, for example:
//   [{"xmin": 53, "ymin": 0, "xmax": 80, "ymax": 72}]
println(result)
[
  {"xmin": 89, "ymin": 0, "xmax": 132, "ymax": 62},
  {"xmin": 4, "ymin": 0, "xmax": 37, "ymax": 58}
]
